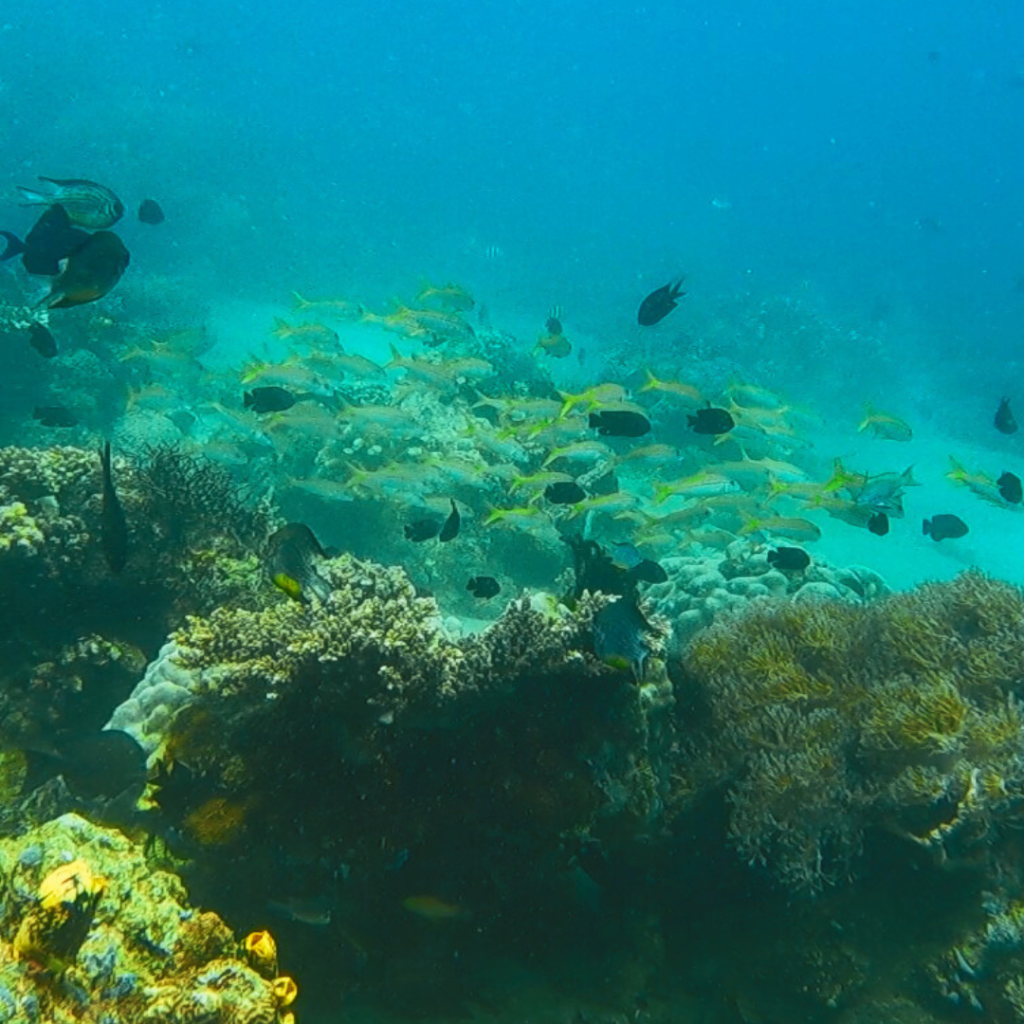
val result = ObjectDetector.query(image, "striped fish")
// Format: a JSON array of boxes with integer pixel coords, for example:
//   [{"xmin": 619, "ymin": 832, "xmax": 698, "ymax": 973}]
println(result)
[{"xmin": 17, "ymin": 176, "xmax": 124, "ymax": 229}]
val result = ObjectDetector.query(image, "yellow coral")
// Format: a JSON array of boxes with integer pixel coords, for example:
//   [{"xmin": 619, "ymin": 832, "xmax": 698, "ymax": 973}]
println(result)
[{"xmin": 244, "ymin": 930, "xmax": 278, "ymax": 979}]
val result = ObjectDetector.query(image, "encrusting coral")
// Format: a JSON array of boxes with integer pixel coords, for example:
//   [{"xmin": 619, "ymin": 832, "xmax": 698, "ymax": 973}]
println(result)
[
  {"xmin": 673, "ymin": 570, "xmax": 1024, "ymax": 894},
  {"xmin": 0, "ymin": 812, "xmax": 298, "ymax": 1023}
]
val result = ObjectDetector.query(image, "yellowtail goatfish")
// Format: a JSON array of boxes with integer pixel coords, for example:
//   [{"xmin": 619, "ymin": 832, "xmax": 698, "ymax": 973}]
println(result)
[
  {"xmin": 17, "ymin": 177, "xmax": 124, "ymax": 229},
  {"xmin": 99, "ymin": 442, "xmax": 128, "ymax": 573}
]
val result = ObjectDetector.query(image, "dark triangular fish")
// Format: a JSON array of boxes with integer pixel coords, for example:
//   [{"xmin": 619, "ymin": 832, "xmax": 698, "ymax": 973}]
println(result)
[
  {"xmin": 266, "ymin": 523, "xmax": 331, "ymax": 601},
  {"xmin": 687, "ymin": 405, "xmax": 735, "ymax": 435},
  {"xmin": 28, "ymin": 322, "xmax": 57, "ymax": 358},
  {"xmin": 34, "ymin": 405, "xmax": 77, "ymax": 427},
  {"xmin": 404, "ymin": 518, "xmax": 440, "ymax": 542},
  {"xmin": 41, "ymin": 230, "xmax": 130, "ymax": 309},
  {"xmin": 922, "ymin": 514, "xmax": 968, "ymax": 541},
  {"xmin": 998, "ymin": 471, "xmax": 1023, "ymax": 504},
  {"xmin": 138, "ymin": 198, "xmax": 165, "ymax": 225},
  {"xmin": 637, "ymin": 278, "xmax": 685, "ymax": 326},
  {"xmin": 21, "ymin": 729, "xmax": 147, "ymax": 801},
  {"xmin": 627, "ymin": 558, "xmax": 668, "ymax": 584},
  {"xmin": 545, "ymin": 480, "xmax": 586, "ymax": 504},
  {"xmin": 766, "ymin": 546, "xmax": 811, "ymax": 572},
  {"xmin": 589, "ymin": 409, "xmax": 651, "ymax": 437},
  {"xmin": 100, "ymin": 442, "xmax": 129, "ymax": 573},
  {"xmin": 995, "ymin": 397, "xmax": 1018, "ymax": 435},
  {"xmin": 593, "ymin": 597, "xmax": 653, "ymax": 682},
  {"xmin": 868, "ymin": 512, "xmax": 890, "ymax": 536},
  {"xmin": 467, "ymin": 575, "xmax": 501, "ymax": 599},
  {"xmin": 439, "ymin": 499, "xmax": 460, "ymax": 542},
  {"xmin": 4, "ymin": 205, "xmax": 91, "ymax": 276}
]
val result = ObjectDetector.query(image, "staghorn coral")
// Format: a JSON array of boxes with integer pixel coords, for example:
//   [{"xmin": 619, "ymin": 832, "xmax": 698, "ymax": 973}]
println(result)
[
  {"xmin": 0, "ymin": 813, "xmax": 297, "ymax": 1023},
  {"xmin": 674, "ymin": 571, "xmax": 1024, "ymax": 894}
]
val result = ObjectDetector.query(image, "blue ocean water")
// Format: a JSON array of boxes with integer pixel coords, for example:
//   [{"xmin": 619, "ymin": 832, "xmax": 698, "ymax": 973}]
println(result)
[{"xmin": 3, "ymin": 3, "xmax": 1024, "ymax": 1022}]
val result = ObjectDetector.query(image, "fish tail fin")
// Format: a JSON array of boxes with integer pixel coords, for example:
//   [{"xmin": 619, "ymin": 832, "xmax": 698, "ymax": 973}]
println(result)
[
  {"xmin": 738, "ymin": 517, "xmax": 761, "ymax": 536},
  {"xmin": 557, "ymin": 391, "xmax": 578, "ymax": 418},
  {"xmin": 922, "ymin": 518, "xmax": 931, "ymax": 536},
  {"xmin": 271, "ymin": 317, "xmax": 291, "ymax": 336},
  {"xmin": 243, "ymin": 391, "xmax": 254, "ymax": 409},
  {"xmin": 947, "ymin": 455, "xmax": 966, "ymax": 480},
  {"xmin": 16, "ymin": 185, "xmax": 50, "ymax": 207},
  {"xmin": 857, "ymin": 403, "xmax": 876, "ymax": 431},
  {"xmin": 0, "ymin": 231, "xmax": 24, "ymax": 261},
  {"xmin": 482, "ymin": 507, "xmax": 503, "ymax": 526},
  {"xmin": 639, "ymin": 369, "xmax": 659, "ymax": 393},
  {"xmin": 291, "ymin": 291, "xmax": 310, "ymax": 309},
  {"xmin": 652, "ymin": 482, "xmax": 673, "ymax": 505},
  {"xmin": 386, "ymin": 343, "xmax": 404, "ymax": 368}
]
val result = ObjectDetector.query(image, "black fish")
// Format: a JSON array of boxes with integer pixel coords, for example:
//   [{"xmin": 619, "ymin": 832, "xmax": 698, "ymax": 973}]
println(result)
[
  {"xmin": 17, "ymin": 176, "xmax": 124, "ymax": 229},
  {"xmin": 589, "ymin": 409, "xmax": 651, "ymax": 438},
  {"xmin": 266, "ymin": 522, "xmax": 331, "ymax": 601},
  {"xmin": 593, "ymin": 597, "xmax": 652, "ymax": 681},
  {"xmin": 467, "ymin": 575, "xmax": 501, "ymax": 599},
  {"xmin": 923, "ymin": 514, "xmax": 969, "ymax": 541},
  {"xmin": 404, "ymin": 518, "xmax": 440, "ymax": 542},
  {"xmin": 41, "ymin": 230, "xmax": 130, "ymax": 309},
  {"xmin": 1, "ymin": 205, "xmax": 90, "ymax": 276},
  {"xmin": 244, "ymin": 386, "xmax": 296, "ymax": 413},
  {"xmin": 439, "ymin": 499, "xmax": 460, "ymax": 542},
  {"xmin": 999, "ymin": 471, "xmax": 1023, "ymax": 504},
  {"xmin": 545, "ymin": 480, "xmax": 587, "ymax": 505},
  {"xmin": 628, "ymin": 558, "xmax": 668, "ymax": 584},
  {"xmin": 868, "ymin": 512, "xmax": 890, "ymax": 536},
  {"xmin": 687, "ymin": 405, "xmax": 735, "ymax": 435},
  {"xmin": 22, "ymin": 729, "xmax": 147, "ymax": 801},
  {"xmin": 138, "ymin": 199, "xmax": 165, "ymax": 225},
  {"xmin": 637, "ymin": 278, "xmax": 685, "ymax": 326},
  {"xmin": 28, "ymin": 322, "xmax": 57, "ymax": 358},
  {"xmin": 34, "ymin": 405, "xmax": 77, "ymax": 427},
  {"xmin": 995, "ymin": 397, "xmax": 1018, "ymax": 435},
  {"xmin": 99, "ymin": 442, "xmax": 129, "ymax": 573},
  {"xmin": 767, "ymin": 546, "xmax": 811, "ymax": 572}
]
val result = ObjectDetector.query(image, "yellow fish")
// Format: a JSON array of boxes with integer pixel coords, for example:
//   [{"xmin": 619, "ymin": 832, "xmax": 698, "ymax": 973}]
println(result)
[
  {"xmin": 639, "ymin": 369, "xmax": 702, "ymax": 404},
  {"xmin": 416, "ymin": 281, "xmax": 475, "ymax": 312},
  {"xmin": 858, "ymin": 403, "xmax": 912, "ymax": 442},
  {"xmin": 402, "ymin": 895, "xmax": 468, "ymax": 921},
  {"xmin": 739, "ymin": 516, "xmax": 822, "ymax": 542}
]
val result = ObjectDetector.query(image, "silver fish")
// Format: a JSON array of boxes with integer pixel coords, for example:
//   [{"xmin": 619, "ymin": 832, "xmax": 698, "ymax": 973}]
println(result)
[{"xmin": 17, "ymin": 177, "xmax": 124, "ymax": 229}]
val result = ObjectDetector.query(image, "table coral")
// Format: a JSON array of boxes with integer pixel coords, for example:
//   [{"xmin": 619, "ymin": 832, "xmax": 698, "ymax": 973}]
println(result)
[{"xmin": 0, "ymin": 813, "xmax": 297, "ymax": 1023}]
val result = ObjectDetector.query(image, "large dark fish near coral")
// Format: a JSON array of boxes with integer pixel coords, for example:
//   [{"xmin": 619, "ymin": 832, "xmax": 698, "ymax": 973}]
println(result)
[
  {"xmin": 17, "ymin": 176, "xmax": 124, "ymax": 229},
  {"xmin": 637, "ymin": 278, "xmax": 685, "ymax": 326},
  {"xmin": 18, "ymin": 729, "xmax": 147, "ymax": 801},
  {"xmin": 922, "ymin": 514, "xmax": 968, "ymax": 542},
  {"xmin": 995, "ymin": 397, "xmax": 1018, "ymax": 435},
  {"xmin": 0, "ymin": 205, "xmax": 90, "ymax": 276},
  {"xmin": 40, "ymin": 231, "xmax": 130, "ymax": 309},
  {"xmin": 267, "ymin": 522, "xmax": 331, "ymax": 602},
  {"xmin": 27, "ymin": 322, "xmax": 57, "ymax": 359},
  {"xmin": 244, "ymin": 386, "xmax": 296, "ymax": 413},
  {"xmin": 34, "ymin": 405, "xmax": 77, "ymax": 427},
  {"xmin": 593, "ymin": 597, "xmax": 653, "ymax": 682},
  {"xmin": 138, "ymin": 198, "xmax": 165, "ymax": 225},
  {"xmin": 467, "ymin": 575, "xmax": 501, "ymax": 599},
  {"xmin": 767, "ymin": 546, "xmax": 811, "ymax": 572},
  {"xmin": 439, "ymin": 499, "xmax": 460, "ymax": 542},
  {"xmin": 999, "ymin": 471, "xmax": 1023, "ymax": 505},
  {"xmin": 688, "ymin": 405, "xmax": 735, "ymax": 435},
  {"xmin": 589, "ymin": 409, "xmax": 651, "ymax": 438},
  {"xmin": 99, "ymin": 442, "xmax": 129, "ymax": 573}
]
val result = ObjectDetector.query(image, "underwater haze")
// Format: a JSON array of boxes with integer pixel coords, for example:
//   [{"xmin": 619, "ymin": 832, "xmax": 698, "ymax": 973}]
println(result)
[{"xmin": 5, "ymin": 1, "xmax": 1024, "ymax": 1023}]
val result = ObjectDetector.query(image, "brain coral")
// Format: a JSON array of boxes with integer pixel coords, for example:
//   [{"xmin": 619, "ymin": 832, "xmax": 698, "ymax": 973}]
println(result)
[
  {"xmin": 673, "ymin": 570, "xmax": 1024, "ymax": 894},
  {"xmin": 0, "ymin": 812, "xmax": 297, "ymax": 1023}
]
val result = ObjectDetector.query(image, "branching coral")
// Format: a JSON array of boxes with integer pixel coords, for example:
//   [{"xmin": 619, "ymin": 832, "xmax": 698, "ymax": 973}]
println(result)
[{"xmin": 675, "ymin": 571, "xmax": 1024, "ymax": 894}]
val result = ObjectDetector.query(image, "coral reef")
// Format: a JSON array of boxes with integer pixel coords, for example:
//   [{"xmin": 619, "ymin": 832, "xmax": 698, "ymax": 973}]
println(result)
[
  {"xmin": 673, "ymin": 570, "xmax": 1024, "ymax": 894},
  {"xmin": 646, "ymin": 537, "xmax": 889, "ymax": 658},
  {"xmin": 0, "ymin": 812, "xmax": 297, "ymax": 1023},
  {"xmin": 0, "ymin": 445, "xmax": 276, "ymax": 771}
]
